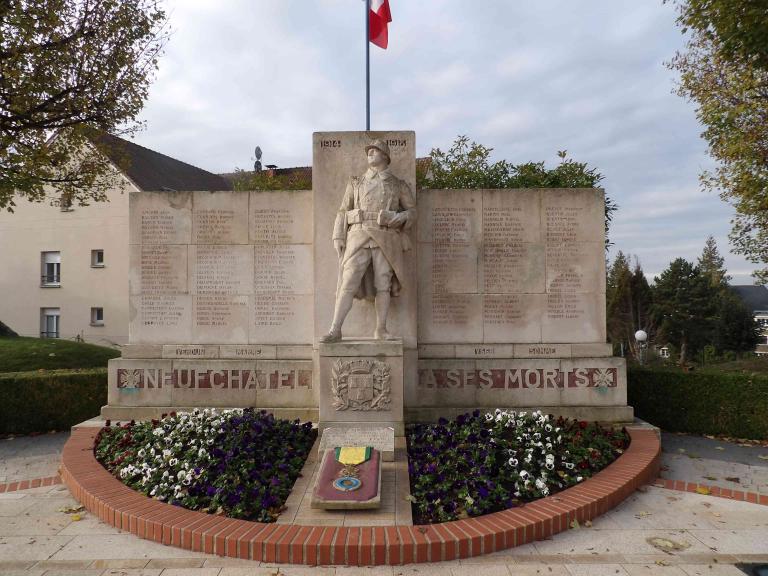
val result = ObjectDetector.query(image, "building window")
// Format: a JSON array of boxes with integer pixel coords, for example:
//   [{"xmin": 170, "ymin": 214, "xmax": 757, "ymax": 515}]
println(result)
[
  {"xmin": 40, "ymin": 308, "xmax": 60, "ymax": 338},
  {"xmin": 41, "ymin": 251, "xmax": 61, "ymax": 286},
  {"xmin": 90, "ymin": 307, "xmax": 104, "ymax": 326},
  {"xmin": 91, "ymin": 249, "xmax": 104, "ymax": 267}
]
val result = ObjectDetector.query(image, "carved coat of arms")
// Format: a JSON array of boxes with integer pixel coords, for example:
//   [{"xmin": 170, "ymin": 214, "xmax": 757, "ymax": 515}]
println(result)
[{"xmin": 331, "ymin": 359, "xmax": 391, "ymax": 411}]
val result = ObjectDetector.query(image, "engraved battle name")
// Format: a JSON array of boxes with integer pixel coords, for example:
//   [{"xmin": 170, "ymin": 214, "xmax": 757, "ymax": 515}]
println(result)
[
  {"xmin": 117, "ymin": 368, "xmax": 311, "ymax": 390},
  {"xmin": 418, "ymin": 367, "xmax": 617, "ymax": 389}
]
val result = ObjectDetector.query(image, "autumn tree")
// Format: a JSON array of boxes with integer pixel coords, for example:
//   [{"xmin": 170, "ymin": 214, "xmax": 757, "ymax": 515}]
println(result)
[
  {"xmin": 667, "ymin": 0, "xmax": 768, "ymax": 283},
  {"xmin": 0, "ymin": 0, "xmax": 169, "ymax": 211}
]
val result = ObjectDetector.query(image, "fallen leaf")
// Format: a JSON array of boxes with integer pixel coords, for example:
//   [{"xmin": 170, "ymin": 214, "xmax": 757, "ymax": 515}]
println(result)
[
  {"xmin": 58, "ymin": 506, "xmax": 84, "ymax": 514},
  {"xmin": 695, "ymin": 486, "xmax": 711, "ymax": 495},
  {"xmin": 703, "ymin": 476, "xmax": 718, "ymax": 481},
  {"xmin": 70, "ymin": 514, "xmax": 81, "ymax": 521},
  {"xmin": 687, "ymin": 453, "xmax": 701, "ymax": 459},
  {"xmin": 758, "ymin": 455, "xmax": 768, "ymax": 461},
  {"xmin": 647, "ymin": 537, "xmax": 692, "ymax": 552},
  {"xmin": 584, "ymin": 520, "xmax": 592, "ymax": 527},
  {"xmin": 713, "ymin": 512, "xmax": 722, "ymax": 518},
  {"xmin": 677, "ymin": 448, "xmax": 686, "ymax": 453},
  {"xmin": 701, "ymin": 502, "xmax": 712, "ymax": 508},
  {"xmin": 570, "ymin": 519, "xmax": 580, "ymax": 529},
  {"xmin": 714, "ymin": 446, "xmax": 725, "ymax": 451},
  {"xmin": 635, "ymin": 511, "xmax": 652, "ymax": 519},
  {"xmin": 724, "ymin": 477, "xmax": 740, "ymax": 483},
  {"xmin": 655, "ymin": 560, "xmax": 670, "ymax": 566}
]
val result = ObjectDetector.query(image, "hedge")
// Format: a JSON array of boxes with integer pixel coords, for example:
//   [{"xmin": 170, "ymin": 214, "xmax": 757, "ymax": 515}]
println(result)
[
  {"xmin": 0, "ymin": 369, "xmax": 107, "ymax": 435},
  {"xmin": 628, "ymin": 367, "xmax": 768, "ymax": 440}
]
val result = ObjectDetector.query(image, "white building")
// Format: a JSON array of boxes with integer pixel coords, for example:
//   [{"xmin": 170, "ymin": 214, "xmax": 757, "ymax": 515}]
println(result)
[{"xmin": 0, "ymin": 135, "xmax": 229, "ymax": 347}]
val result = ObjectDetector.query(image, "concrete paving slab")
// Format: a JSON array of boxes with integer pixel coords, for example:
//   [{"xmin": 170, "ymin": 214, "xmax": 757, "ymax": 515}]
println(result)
[
  {"xmin": 679, "ymin": 565, "xmax": 748, "ymax": 576},
  {"xmin": 0, "ymin": 433, "xmax": 69, "ymax": 484},
  {"xmin": 689, "ymin": 528, "xmax": 768, "ymax": 554},
  {"xmin": 100, "ymin": 570, "xmax": 162, "ymax": 576},
  {"xmin": 0, "ymin": 536, "xmax": 74, "ymax": 561},
  {"xmin": 566, "ymin": 565, "xmax": 630, "ymax": 576},
  {"xmin": 622, "ymin": 565, "xmax": 688, "ymax": 576},
  {"xmin": 49, "ymin": 534, "xmax": 208, "ymax": 561},
  {"xmin": 0, "ymin": 514, "xmax": 70, "ymax": 536},
  {"xmin": 158, "ymin": 568, "xmax": 220, "ymax": 576},
  {"xmin": 57, "ymin": 514, "xmax": 122, "ymax": 536}
]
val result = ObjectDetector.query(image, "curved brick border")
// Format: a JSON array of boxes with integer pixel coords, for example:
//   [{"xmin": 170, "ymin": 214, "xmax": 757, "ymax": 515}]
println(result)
[
  {"xmin": 653, "ymin": 478, "xmax": 768, "ymax": 506},
  {"xmin": 0, "ymin": 475, "xmax": 61, "ymax": 493},
  {"xmin": 60, "ymin": 426, "xmax": 660, "ymax": 566}
]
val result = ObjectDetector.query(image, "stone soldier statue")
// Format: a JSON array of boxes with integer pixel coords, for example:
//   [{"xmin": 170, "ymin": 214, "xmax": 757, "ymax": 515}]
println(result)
[{"xmin": 320, "ymin": 139, "xmax": 416, "ymax": 342}]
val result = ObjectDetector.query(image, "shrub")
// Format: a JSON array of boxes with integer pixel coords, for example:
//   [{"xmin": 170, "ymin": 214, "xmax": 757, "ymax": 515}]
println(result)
[
  {"xmin": 628, "ymin": 367, "xmax": 768, "ymax": 439},
  {"xmin": 0, "ymin": 368, "xmax": 107, "ymax": 434},
  {"xmin": 0, "ymin": 336, "xmax": 120, "ymax": 373}
]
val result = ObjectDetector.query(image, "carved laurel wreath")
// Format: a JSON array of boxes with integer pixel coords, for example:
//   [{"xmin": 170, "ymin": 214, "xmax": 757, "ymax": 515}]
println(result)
[{"xmin": 331, "ymin": 358, "xmax": 391, "ymax": 411}]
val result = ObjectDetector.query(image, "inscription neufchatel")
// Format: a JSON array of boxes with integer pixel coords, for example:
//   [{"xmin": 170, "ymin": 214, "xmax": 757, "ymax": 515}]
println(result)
[{"xmin": 117, "ymin": 368, "xmax": 312, "ymax": 390}]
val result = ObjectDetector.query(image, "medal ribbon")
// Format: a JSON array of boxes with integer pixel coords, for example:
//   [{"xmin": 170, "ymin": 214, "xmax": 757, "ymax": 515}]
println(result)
[{"xmin": 334, "ymin": 446, "xmax": 372, "ymax": 465}]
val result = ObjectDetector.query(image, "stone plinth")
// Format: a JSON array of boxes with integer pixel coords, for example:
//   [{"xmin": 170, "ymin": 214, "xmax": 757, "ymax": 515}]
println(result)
[
  {"xmin": 316, "ymin": 340, "xmax": 404, "ymax": 435},
  {"xmin": 409, "ymin": 355, "xmax": 632, "ymax": 423},
  {"xmin": 310, "ymin": 448, "xmax": 382, "ymax": 510},
  {"xmin": 319, "ymin": 426, "xmax": 395, "ymax": 462}
]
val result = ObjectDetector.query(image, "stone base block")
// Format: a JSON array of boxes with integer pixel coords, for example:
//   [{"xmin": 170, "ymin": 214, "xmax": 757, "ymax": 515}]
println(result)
[
  {"xmin": 107, "ymin": 356, "xmax": 316, "ymax": 412},
  {"xmin": 405, "ymin": 404, "xmax": 635, "ymax": 425},
  {"xmin": 100, "ymin": 405, "xmax": 318, "ymax": 423},
  {"xmin": 310, "ymin": 448, "xmax": 382, "ymax": 510},
  {"xmin": 318, "ymin": 426, "xmax": 395, "ymax": 461},
  {"xmin": 316, "ymin": 340, "xmax": 404, "ymax": 433}
]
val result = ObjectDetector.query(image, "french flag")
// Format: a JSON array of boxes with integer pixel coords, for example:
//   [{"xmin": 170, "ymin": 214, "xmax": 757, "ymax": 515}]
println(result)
[{"xmin": 369, "ymin": 0, "xmax": 392, "ymax": 49}]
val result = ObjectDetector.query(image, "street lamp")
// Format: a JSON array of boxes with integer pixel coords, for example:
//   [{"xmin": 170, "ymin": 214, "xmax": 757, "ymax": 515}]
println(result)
[{"xmin": 635, "ymin": 330, "xmax": 648, "ymax": 365}]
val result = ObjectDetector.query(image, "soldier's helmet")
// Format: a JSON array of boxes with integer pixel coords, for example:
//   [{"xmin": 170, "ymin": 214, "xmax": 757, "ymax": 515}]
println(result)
[{"xmin": 365, "ymin": 139, "xmax": 391, "ymax": 165}]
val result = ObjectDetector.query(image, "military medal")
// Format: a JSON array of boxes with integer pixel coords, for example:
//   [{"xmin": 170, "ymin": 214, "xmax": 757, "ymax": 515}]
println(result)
[{"xmin": 333, "ymin": 446, "xmax": 372, "ymax": 492}]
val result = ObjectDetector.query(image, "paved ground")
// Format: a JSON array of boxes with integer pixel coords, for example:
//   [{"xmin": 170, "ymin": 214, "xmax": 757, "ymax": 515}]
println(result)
[
  {"xmin": 0, "ymin": 433, "xmax": 68, "ymax": 484},
  {"xmin": 0, "ymin": 430, "xmax": 766, "ymax": 575},
  {"xmin": 660, "ymin": 432, "xmax": 768, "ymax": 495}
]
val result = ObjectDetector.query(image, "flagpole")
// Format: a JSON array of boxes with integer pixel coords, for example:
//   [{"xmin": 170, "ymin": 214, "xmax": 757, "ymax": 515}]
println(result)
[{"xmin": 365, "ymin": 0, "xmax": 370, "ymax": 130}]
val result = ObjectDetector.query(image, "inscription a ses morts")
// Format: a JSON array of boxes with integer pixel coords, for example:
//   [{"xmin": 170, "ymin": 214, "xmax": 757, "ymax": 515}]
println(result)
[
  {"xmin": 117, "ymin": 368, "xmax": 312, "ymax": 390},
  {"xmin": 419, "ymin": 367, "xmax": 617, "ymax": 389}
]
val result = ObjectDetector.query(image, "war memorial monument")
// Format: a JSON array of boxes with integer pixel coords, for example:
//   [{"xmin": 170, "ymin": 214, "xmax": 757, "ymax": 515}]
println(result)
[{"xmin": 105, "ymin": 130, "xmax": 631, "ymax": 445}]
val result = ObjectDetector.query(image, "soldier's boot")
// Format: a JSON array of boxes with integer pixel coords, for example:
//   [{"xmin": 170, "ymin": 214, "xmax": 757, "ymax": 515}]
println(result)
[
  {"xmin": 374, "ymin": 291, "xmax": 396, "ymax": 340},
  {"xmin": 320, "ymin": 290, "xmax": 355, "ymax": 343}
]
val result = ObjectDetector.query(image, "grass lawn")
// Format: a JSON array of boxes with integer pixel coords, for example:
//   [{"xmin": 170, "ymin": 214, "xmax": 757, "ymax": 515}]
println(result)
[{"xmin": 0, "ymin": 336, "xmax": 120, "ymax": 373}]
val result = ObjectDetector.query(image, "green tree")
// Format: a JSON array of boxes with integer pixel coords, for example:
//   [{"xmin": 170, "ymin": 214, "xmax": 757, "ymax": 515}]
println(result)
[
  {"xmin": 606, "ymin": 253, "xmax": 653, "ymax": 360},
  {"xmin": 667, "ymin": 0, "xmax": 768, "ymax": 283},
  {"xmin": 229, "ymin": 168, "xmax": 312, "ymax": 192},
  {"xmin": 419, "ymin": 136, "xmax": 616, "ymax": 247},
  {"xmin": 0, "ymin": 0, "xmax": 169, "ymax": 211},
  {"xmin": 697, "ymin": 235, "xmax": 730, "ymax": 289},
  {"xmin": 714, "ymin": 289, "xmax": 761, "ymax": 354},
  {"xmin": 651, "ymin": 258, "xmax": 718, "ymax": 365}
]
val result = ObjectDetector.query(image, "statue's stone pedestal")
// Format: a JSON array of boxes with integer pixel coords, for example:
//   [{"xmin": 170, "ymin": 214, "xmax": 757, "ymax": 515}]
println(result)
[{"xmin": 316, "ymin": 339, "xmax": 405, "ymax": 436}]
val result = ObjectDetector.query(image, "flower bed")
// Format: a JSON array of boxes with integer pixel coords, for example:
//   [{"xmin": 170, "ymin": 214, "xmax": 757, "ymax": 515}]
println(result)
[
  {"xmin": 406, "ymin": 410, "xmax": 629, "ymax": 524},
  {"xmin": 95, "ymin": 408, "xmax": 316, "ymax": 523}
]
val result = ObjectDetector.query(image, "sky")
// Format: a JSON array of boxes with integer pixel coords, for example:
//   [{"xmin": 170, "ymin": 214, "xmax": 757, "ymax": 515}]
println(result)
[{"xmin": 130, "ymin": 0, "xmax": 758, "ymax": 285}]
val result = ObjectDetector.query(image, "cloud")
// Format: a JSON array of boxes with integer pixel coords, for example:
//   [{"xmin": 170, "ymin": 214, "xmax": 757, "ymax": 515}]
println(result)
[{"xmin": 126, "ymin": 0, "xmax": 758, "ymax": 282}]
